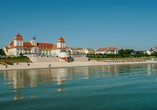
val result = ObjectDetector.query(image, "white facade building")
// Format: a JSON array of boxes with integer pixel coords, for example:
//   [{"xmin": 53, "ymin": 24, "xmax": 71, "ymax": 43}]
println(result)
[
  {"xmin": 146, "ymin": 48, "xmax": 154, "ymax": 55},
  {"xmin": 94, "ymin": 47, "xmax": 119, "ymax": 54},
  {"xmin": 3, "ymin": 34, "xmax": 68, "ymax": 57}
]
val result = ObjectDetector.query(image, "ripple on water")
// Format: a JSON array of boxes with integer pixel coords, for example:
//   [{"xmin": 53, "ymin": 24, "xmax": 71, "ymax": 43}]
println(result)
[{"xmin": 1, "ymin": 64, "xmax": 157, "ymax": 110}]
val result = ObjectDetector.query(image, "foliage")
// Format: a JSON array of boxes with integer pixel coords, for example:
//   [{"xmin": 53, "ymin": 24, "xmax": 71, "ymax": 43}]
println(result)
[
  {"xmin": 151, "ymin": 52, "xmax": 157, "ymax": 57},
  {"xmin": 87, "ymin": 48, "xmax": 157, "ymax": 59},
  {"xmin": 90, "ymin": 57, "xmax": 153, "ymax": 61},
  {"xmin": 0, "ymin": 49, "xmax": 5, "ymax": 56},
  {"xmin": 0, "ymin": 56, "xmax": 31, "ymax": 63},
  {"xmin": 118, "ymin": 49, "xmax": 124, "ymax": 57},
  {"xmin": 19, "ymin": 53, "xmax": 23, "ymax": 56}
]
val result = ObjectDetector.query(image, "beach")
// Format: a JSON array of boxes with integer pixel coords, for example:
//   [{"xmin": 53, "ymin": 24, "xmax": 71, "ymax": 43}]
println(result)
[{"xmin": 0, "ymin": 60, "xmax": 157, "ymax": 70}]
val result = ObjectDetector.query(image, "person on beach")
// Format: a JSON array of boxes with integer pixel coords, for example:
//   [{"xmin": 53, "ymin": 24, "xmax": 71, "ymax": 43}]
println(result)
[
  {"xmin": 5, "ymin": 64, "xmax": 7, "ymax": 68},
  {"xmin": 48, "ymin": 64, "xmax": 51, "ymax": 67},
  {"xmin": 108, "ymin": 61, "xmax": 110, "ymax": 65}
]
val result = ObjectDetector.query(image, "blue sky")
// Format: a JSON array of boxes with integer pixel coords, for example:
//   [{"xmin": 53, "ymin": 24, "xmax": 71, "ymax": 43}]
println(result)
[{"xmin": 0, "ymin": 0, "xmax": 157, "ymax": 50}]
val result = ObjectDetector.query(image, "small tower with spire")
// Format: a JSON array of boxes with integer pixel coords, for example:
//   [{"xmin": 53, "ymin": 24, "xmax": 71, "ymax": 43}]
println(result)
[
  {"xmin": 14, "ymin": 33, "xmax": 23, "ymax": 46},
  {"xmin": 30, "ymin": 36, "xmax": 37, "ymax": 46}
]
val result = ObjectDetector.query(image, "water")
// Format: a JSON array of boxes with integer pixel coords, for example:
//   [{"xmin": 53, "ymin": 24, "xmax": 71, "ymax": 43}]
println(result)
[{"xmin": 1, "ymin": 63, "xmax": 157, "ymax": 110}]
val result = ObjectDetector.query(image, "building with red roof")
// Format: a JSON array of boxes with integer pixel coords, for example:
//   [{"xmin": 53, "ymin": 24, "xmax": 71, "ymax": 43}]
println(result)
[
  {"xmin": 3, "ymin": 34, "xmax": 67, "ymax": 57},
  {"xmin": 94, "ymin": 47, "xmax": 119, "ymax": 54},
  {"xmin": 3, "ymin": 34, "xmax": 95, "ymax": 58}
]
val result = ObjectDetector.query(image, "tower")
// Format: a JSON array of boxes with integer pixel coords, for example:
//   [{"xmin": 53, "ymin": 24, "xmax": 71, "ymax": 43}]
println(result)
[
  {"xmin": 57, "ymin": 37, "xmax": 65, "ymax": 48},
  {"xmin": 14, "ymin": 33, "xmax": 23, "ymax": 46},
  {"xmin": 30, "ymin": 36, "xmax": 37, "ymax": 46}
]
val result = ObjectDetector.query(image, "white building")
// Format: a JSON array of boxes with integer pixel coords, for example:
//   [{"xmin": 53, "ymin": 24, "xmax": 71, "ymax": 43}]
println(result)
[
  {"xmin": 3, "ymin": 34, "xmax": 68, "ymax": 57},
  {"xmin": 146, "ymin": 48, "xmax": 153, "ymax": 55},
  {"xmin": 94, "ymin": 47, "xmax": 119, "ymax": 54}
]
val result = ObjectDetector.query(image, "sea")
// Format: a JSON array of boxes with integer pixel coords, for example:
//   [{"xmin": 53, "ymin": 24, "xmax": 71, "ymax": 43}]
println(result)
[{"xmin": 1, "ymin": 63, "xmax": 157, "ymax": 110}]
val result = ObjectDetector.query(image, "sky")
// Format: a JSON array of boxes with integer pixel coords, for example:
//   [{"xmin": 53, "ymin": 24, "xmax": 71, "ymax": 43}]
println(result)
[{"xmin": 0, "ymin": 0, "xmax": 157, "ymax": 50}]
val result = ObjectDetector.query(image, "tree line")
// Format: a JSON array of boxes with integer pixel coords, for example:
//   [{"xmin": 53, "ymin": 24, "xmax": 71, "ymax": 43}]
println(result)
[{"xmin": 87, "ymin": 49, "xmax": 157, "ymax": 58}]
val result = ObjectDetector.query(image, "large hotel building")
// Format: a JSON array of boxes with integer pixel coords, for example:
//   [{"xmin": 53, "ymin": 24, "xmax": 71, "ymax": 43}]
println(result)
[{"xmin": 3, "ymin": 34, "xmax": 94, "ymax": 57}]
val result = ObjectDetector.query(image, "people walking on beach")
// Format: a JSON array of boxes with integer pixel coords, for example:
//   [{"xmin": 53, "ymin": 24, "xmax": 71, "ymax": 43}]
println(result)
[
  {"xmin": 48, "ymin": 64, "xmax": 51, "ymax": 67},
  {"xmin": 5, "ymin": 64, "xmax": 7, "ymax": 68}
]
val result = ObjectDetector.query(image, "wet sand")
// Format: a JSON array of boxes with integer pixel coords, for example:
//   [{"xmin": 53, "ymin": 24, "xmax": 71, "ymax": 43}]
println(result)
[{"xmin": 0, "ymin": 60, "xmax": 157, "ymax": 71}]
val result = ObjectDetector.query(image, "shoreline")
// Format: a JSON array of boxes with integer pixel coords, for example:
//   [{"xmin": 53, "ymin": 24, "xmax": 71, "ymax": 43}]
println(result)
[{"xmin": 0, "ymin": 60, "xmax": 157, "ymax": 71}]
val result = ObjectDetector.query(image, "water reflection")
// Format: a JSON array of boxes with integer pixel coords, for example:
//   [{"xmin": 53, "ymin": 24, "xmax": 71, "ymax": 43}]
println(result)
[{"xmin": 1, "ymin": 63, "xmax": 157, "ymax": 100}]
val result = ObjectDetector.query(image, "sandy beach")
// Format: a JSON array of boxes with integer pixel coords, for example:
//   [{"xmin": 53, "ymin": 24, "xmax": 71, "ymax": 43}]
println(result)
[{"xmin": 0, "ymin": 60, "xmax": 157, "ymax": 71}]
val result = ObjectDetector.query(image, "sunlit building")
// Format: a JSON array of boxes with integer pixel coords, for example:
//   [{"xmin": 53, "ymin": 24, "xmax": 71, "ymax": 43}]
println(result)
[
  {"xmin": 94, "ymin": 47, "xmax": 119, "ymax": 54},
  {"xmin": 3, "ymin": 34, "xmax": 68, "ymax": 57},
  {"xmin": 3, "ymin": 34, "xmax": 94, "ymax": 58}
]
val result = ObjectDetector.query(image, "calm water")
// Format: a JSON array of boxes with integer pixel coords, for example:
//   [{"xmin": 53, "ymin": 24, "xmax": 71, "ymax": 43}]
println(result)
[{"xmin": 1, "ymin": 64, "xmax": 157, "ymax": 110}]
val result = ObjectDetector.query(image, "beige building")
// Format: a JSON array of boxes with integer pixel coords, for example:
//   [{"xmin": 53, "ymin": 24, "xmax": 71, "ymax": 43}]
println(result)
[
  {"xmin": 3, "ymin": 34, "xmax": 68, "ymax": 57},
  {"xmin": 3, "ymin": 34, "xmax": 94, "ymax": 57}
]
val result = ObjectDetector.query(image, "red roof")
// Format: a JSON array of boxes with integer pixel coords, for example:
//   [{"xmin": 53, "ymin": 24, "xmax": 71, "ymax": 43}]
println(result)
[
  {"xmin": 57, "ymin": 37, "xmax": 65, "ymax": 43},
  {"xmin": 107, "ymin": 47, "xmax": 118, "ymax": 51},
  {"xmin": 96, "ymin": 47, "xmax": 119, "ymax": 52},
  {"xmin": 37, "ymin": 43, "xmax": 54, "ymax": 49},
  {"xmin": 4, "ymin": 46, "xmax": 8, "ymax": 52},
  {"xmin": 14, "ymin": 33, "xmax": 23, "ymax": 40},
  {"xmin": 8, "ymin": 41, "xmax": 57, "ymax": 50},
  {"xmin": 15, "ymin": 33, "xmax": 22, "ymax": 37},
  {"xmin": 87, "ymin": 48, "xmax": 93, "ymax": 50},
  {"xmin": 93, "ymin": 50, "xmax": 96, "ymax": 53},
  {"xmin": 7, "ymin": 35, "xmax": 68, "ymax": 50},
  {"xmin": 9, "ymin": 41, "xmax": 14, "ymax": 47},
  {"xmin": 58, "ymin": 37, "xmax": 64, "ymax": 40},
  {"xmin": 77, "ymin": 48, "xmax": 83, "ymax": 50},
  {"xmin": 97, "ymin": 48, "xmax": 106, "ymax": 51}
]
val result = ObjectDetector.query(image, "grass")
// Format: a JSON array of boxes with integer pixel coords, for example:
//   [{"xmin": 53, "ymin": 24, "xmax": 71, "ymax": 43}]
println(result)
[
  {"xmin": 90, "ymin": 57, "xmax": 154, "ymax": 61},
  {"xmin": 0, "ymin": 57, "xmax": 32, "ymax": 64}
]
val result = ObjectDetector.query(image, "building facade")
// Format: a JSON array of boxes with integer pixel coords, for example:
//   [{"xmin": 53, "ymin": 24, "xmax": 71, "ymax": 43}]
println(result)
[
  {"xmin": 3, "ymin": 34, "xmax": 94, "ymax": 57},
  {"xmin": 3, "ymin": 34, "xmax": 67, "ymax": 57},
  {"xmin": 94, "ymin": 47, "xmax": 119, "ymax": 54}
]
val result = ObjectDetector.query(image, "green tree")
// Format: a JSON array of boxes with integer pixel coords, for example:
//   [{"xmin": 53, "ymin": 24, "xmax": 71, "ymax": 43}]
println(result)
[
  {"xmin": 19, "ymin": 53, "xmax": 23, "ymax": 57},
  {"xmin": 144, "ymin": 53, "xmax": 149, "ymax": 57},
  {"xmin": 118, "ymin": 49, "xmax": 124, "ymax": 57},
  {"xmin": 154, "ymin": 52, "xmax": 157, "ymax": 57},
  {"xmin": 124, "ymin": 49, "xmax": 131, "ymax": 54},
  {"xmin": 0, "ymin": 49, "xmax": 5, "ymax": 55}
]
